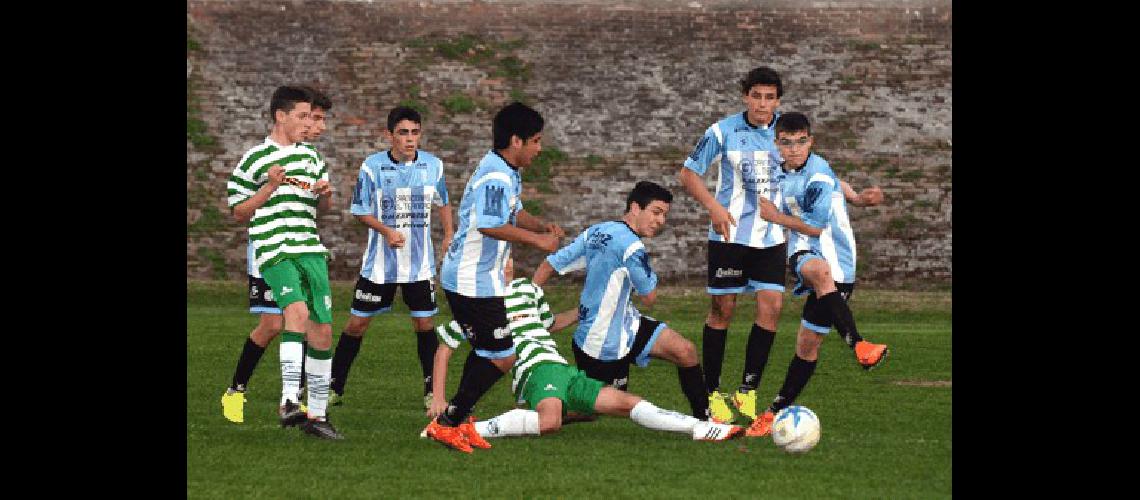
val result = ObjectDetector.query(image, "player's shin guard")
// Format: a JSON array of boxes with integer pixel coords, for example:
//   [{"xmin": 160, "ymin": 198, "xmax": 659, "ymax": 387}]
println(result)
[
  {"xmin": 416, "ymin": 330, "xmax": 438, "ymax": 395},
  {"xmin": 740, "ymin": 324, "xmax": 776, "ymax": 391},
  {"xmin": 769, "ymin": 355, "xmax": 817, "ymax": 414},
  {"xmin": 439, "ymin": 351, "xmax": 505, "ymax": 426},
  {"xmin": 330, "ymin": 333, "xmax": 363, "ymax": 395},
  {"xmin": 677, "ymin": 364, "xmax": 710, "ymax": 420},
  {"xmin": 819, "ymin": 291, "xmax": 863, "ymax": 348},
  {"xmin": 231, "ymin": 337, "xmax": 266, "ymax": 392},
  {"xmin": 630, "ymin": 400, "xmax": 701, "ymax": 434},
  {"xmin": 279, "ymin": 332, "xmax": 305, "ymax": 405},
  {"xmin": 474, "ymin": 408, "xmax": 540, "ymax": 438},
  {"xmin": 305, "ymin": 347, "xmax": 333, "ymax": 419},
  {"xmin": 701, "ymin": 325, "xmax": 727, "ymax": 394}
]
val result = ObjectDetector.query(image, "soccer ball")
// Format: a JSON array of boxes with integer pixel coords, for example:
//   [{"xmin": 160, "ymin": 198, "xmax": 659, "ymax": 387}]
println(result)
[{"xmin": 770, "ymin": 405, "xmax": 821, "ymax": 453}]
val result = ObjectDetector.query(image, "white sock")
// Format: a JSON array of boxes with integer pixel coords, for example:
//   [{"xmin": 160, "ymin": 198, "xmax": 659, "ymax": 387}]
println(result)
[
  {"xmin": 474, "ymin": 408, "xmax": 540, "ymax": 438},
  {"xmin": 279, "ymin": 332, "xmax": 305, "ymax": 406},
  {"xmin": 305, "ymin": 349, "xmax": 332, "ymax": 419},
  {"xmin": 630, "ymin": 400, "xmax": 700, "ymax": 434}
]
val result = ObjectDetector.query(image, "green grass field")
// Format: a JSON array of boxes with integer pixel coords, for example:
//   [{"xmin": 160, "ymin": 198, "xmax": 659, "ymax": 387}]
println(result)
[{"xmin": 187, "ymin": 280, "xmax": 951, "ymax": 499}]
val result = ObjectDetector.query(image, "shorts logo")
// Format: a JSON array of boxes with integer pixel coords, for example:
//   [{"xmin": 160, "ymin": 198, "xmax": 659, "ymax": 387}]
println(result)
[
  {"xmin": 355, "ymin": 289, "xmax": 383, "ymax": 303},
  {"xmin": 492, "ymin": 326, "xmax": 510, "ymax": 340},
  {"xmin": 250, "ymin": 285, "xmax": 258, "ymax": 298},
  {"xmin": 281, "ymin": 286, "xmax": 293, "ymax": 295},
  {"xmin": 461, "ymin": 324, "xmax": 476, "ymax": 340},
  {"xmin": 323, "ymin": 295, "xmax": 332, "ymax": 309},
  {"xmin": 265, "ymin": 290, "xmax": 274, "ymax": 301},
  {"xmin": 544, "ymin": 384, "xmax": 556, "ymax": 391},
  {"xmin": 613, "ymin": 377, "xmax": 628, "ymax": 388},
  {"xmin": 714, "ymin": 267, "xmax": 743, "ymax": 278}
]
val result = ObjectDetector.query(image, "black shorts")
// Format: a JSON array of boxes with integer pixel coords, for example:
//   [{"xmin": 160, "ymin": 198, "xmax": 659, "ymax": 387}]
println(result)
[
  {"xmin": 801, "ymin": 282, "xmax": 856, "ymax": 334},
  {"xmin": 350, "ymin": 276, "xmax": 438, "ymax": 318},
  {"xmin": 571, "ymin": 316, "xmax": 664, "ymax": 391},
  {"xmin": 248, "ymin": 275, "xmax": 281, "ymax": 314},
  {"xmin": 707, "ymin": 240, "xmax": 787, "ymax": 294},
  {"xmin": 443, "ymin": 290, "xmax": 513, "ymax": 357}
]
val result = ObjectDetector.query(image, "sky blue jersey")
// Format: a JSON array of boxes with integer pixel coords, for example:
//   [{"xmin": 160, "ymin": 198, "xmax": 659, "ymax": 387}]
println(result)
[
  {"xmin": 780, "ymin": 153, "xmax": 857, "ymax": 284},
  {"xmin": 440, "ymin": 151, "xmax": 521, "ymax": 297}
]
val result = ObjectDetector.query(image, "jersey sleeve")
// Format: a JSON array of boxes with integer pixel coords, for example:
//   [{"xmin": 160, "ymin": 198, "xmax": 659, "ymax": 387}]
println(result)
[
  {"xmin": 682, "ymin": 124, "xmax": 724, "ymax": 176},
  {"xmin": 546, "ymin": 230, "xmax": 588, "ymax": 274},
  {"xmin": 472, "ymin": 177, "xmax": 514, "ymax": 229},
  {"xmin": 435, "ymin": 319, "xmax": 468, "ymax": 350},
  {"xmin": 532, "ymin": 283, "xmax": 554, "ymax": 330},
  {"xmin": 622, "ymin": 241, "xmax": 658, "ymax": 295},
  {"xmin": 227, "ymin": 155, "xmax": 266, "ymax": 209},
  {"xmin": 800, "ymin": 175, "xmax": 836, "ymax": 229},
  {"xmin": 433, "ymin": 161, "xmax": 449, "ymax": 207},
  {"xmin": 350, "ymin": 163, "xmax": 376, "ymax": 216}
]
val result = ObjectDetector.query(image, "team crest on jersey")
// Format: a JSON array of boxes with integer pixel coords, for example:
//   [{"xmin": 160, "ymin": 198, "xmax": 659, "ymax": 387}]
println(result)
[{"xmin": 484, "ymin": 185, "xmax": 505, "ymax": 216}]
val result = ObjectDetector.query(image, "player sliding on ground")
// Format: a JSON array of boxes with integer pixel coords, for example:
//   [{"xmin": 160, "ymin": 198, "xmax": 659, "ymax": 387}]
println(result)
[{"xmin": 422, "ymin": 259, "xmax": 744, "ymax": 453}]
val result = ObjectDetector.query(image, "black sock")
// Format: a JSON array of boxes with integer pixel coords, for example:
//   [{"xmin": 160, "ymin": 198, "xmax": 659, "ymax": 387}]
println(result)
[
  {"xmin": 416, "ymin": 330, "xmax": 439, "ymax": 395},
  {"xmin": 769, "ymin": 355, "xmax": 817, "ymax": 414},
  {"xmin": 820, "ymin": 291, "xmax": 863, "ymax": 347},
  {"xmin": 438, "ymin": 351, "xmax": 505, "ymax": 426},
  {"xmin": 230, "ymin": 337, "xmax": 267, "ymax": 391},
  {"xmin": 330, "ymin": 333, "xmax": 363, "ymax": 396},
  {"xmin": 677, "ymin": 364, "xmax": 710, "ymax": 420},
  {"xmin": 701, "ymin": 325, "xmax": 727, "ymax": 393},
  {"xmin": 740, "ymin": 324, "xmax": 776, "ymax": 392}
]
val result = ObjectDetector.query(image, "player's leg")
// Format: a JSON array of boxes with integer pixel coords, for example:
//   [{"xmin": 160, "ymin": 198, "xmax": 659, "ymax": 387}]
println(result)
[
  {"xmin": 222, "ymin": 277, "xmax": 285, "ymax": 423},
  {"xmin": 593, "ymin": 385, "xmax": 742, "ymax": 440},
  {"xmin": 260, "ymin": 260, "xmax": 312, "ymax": 428},
  {"xmin": 572, "ymin": 342, "xmax": 630, "ymax": 391},
  {"xmin": 404, "ymin": 280, "xmax": 440, "ymax": 407},
  {"xmin": 296, "ymin": 254, "xmax": 342, "ymax": 439},
  {"xmin": 796, "ymin": 253, "xmax": 887, "ymax": 370},
  {"xmin": 703, "ymin": 241, "xmax": 745, "ymax": 421},
  {"xmin": 329, "ymin": 277, "xmax": 394, "ymax": 402},
  {"xmin": 641, "ymin": 321, "xmax": 710, "ymax": 421},
  {"xmin": 733, "ymin": 243, "xmax": 787, "ymax": 419},
  {"xmin": 748, "ymin": 325, "xmax": 823, "ymax": 437}
]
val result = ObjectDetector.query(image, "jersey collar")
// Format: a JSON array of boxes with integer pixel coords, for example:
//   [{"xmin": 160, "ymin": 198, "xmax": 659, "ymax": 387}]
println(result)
[
  {"xmin": 741, "ymin": 111, "xmax": 780, "ymax": 130},
  {"xmin": 492, "ymin": 149, "xmax": 519, "ymax": 171},
  {"xmin": 780, "ymin": 153, "xmax": 814, "ymax": 174},
  {"xmin": 387, "ymin": 149, "xmax": 418, "ymax": 166}
]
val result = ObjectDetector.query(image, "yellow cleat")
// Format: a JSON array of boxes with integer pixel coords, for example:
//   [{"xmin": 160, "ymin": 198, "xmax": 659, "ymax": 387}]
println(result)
[
  {"xmin": 708, "ymin": 391, "xmax": 735, "ymax": 424},
  {"xmin": 221, "ymin": 389, "xmax": 246, "ymax": 424},
  {"xmin": 733, "ymin": 389, "xmax": 757, "ymax": 420}
]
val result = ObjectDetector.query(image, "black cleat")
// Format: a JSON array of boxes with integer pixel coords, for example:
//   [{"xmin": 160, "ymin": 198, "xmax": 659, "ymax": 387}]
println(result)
[
  {"xmin": 302, "ymin": 418, "xmax": 344, "ymax": 440},
  {"xmin": 279, "ymin": 401, "xmax": 308, "ymax": 428}
]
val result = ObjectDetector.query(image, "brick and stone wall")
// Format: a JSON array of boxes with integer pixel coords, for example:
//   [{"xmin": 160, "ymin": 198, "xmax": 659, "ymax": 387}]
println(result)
[{"xmin": 187, "ymin": 0, "xmax": 951, "ymax": 287}]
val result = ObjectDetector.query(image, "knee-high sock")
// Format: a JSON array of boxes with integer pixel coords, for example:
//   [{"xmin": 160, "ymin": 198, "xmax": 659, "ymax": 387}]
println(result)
[
  {"xmin": 416, "ymin": 330, "xmax": 439, "ymax": 395},
  {"xmin": 630, "ymin": 400, "xmax": 700, "ymax": 434},
  {"xmin": 740, "ymin": 324, "xmax": 776, "ymax": 391},
  {"xmin": 330, "ymin": 333, "xmax": 363, "ymax": 395},
  {"xmin": 474, "ymin": 408, "xmax": 540, "ymax": 438},
  {"xmin": 820, "ymin": 291, "xmax": 863, "ymax": 347},
  {"xmin": 305, "ymin": 347, "xmax": 333, "ymax": 419},
  {"xmin": 230, "ymin": 338, "xmax": 266, "ymax": 392},
  {"xmin": 701, "ymin": 326, "xmax": 727, "ymax": 393},
  {"xmin": 439, "ymin": 351, "xmax": 505, "ymax": 426},
  {"xmin": 279, "ymin": 332, "xmax": 305, "ymax": 405},
  {"xmin": 677, "ymin": 364, "xmax": 710, "ymax": 420},
  {"xmin": 769, "ymin": 355, "xmax": 818, "ymax": 414}
]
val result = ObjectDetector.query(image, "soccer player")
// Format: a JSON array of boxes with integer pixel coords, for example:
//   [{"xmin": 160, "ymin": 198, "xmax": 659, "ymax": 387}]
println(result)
[
  {"xmin": 224, "ymin": 85, "xmax": 342, "ymax": 439},
  {"xmin": 221, "ymin": 86, "xmax": 333, "ymax": 424},
  {"xmin": 676, "ymin": 66, "xmax": 794, "ymax": 423},
  {"xmin": 329, "ymin": 106, "xmax": 454, "ymax": 408},
  {"xmin": 744, "ymin": 112, "xmax": 888, "ymax": 437},
  {"xmin": 421, "ymin": 102, "xmax": 565, "ymax": 452},
  {"xmin": 532, "ymin": 181, "xmax": 712, "ymax": 421},
  {"xmin": 426, "ymin": 261, "xmax": 743, "ymax": 452}
]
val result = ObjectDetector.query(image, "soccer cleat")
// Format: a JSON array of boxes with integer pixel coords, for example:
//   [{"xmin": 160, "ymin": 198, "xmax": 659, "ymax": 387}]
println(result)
[
  {"xmin": 423, "ymin": 420, "xmax": 473, "ymax": 453},
  {"xmin": 328, "ymin": 392, "xmax": 343, "ymax": 407},
  {"xmin": 279, "ymin": 400, "xmax": 308, "ymax": 428},
  {"xmin": 854, "ymin": 341, "xmax": 889, "ymax": 370},
  {"xmin": 302, "ymin": 417, "xmax": 344, "ymax": 440},
  {"xmin": 732, "ymin": 389, "xmax": 758, "ymax": 420},
  {"xmin": 460, "ymin": 416, "xmax": 492, "ymax": 449},
  {"xmin": 221, "ymin": 389, "xmax": 246, "ymax": 423},
  {"xmin": 708, "ymin": 391, "xmax": 735, "ymax": 424},
  {"xmin": 745, "ymin": 410, "xmax": 776, "ymax": 437},
  {"xmin": 692, "ymin": 421, "xmax": 745, "ymax": 441}
]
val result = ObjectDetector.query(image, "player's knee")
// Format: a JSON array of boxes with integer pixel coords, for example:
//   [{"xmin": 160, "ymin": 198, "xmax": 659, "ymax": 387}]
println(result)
[
  {"xmin": 343, "ymin": 315, "xmax": 370, "ymax": 336},
  {"xmin": 708, "ymin": 298, "xmax": 735, "ymax": 326},
  {"xmin": 673, "ymin": 338, "xmax": 699, "ymax": 366},
  {"xmin": 411, "ymin": 317, "xmax": 433, "ymax": 332},
  {"xmin": 538, "ymin": 416, "xmax": 563, "ymax": 435},
  {"xmin": 796, "ymin": 332, "xmax": 823, "ymax": 360}
]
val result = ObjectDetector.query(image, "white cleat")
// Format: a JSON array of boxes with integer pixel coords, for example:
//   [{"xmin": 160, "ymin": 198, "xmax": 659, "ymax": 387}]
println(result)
[{"xmin": 692, "ymin": 421, "xmax": 745, "ymax": 441}]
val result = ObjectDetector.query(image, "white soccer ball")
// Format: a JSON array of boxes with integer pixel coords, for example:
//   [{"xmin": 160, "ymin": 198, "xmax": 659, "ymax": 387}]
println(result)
[{"xmin": 770, "ymin": 405, "xmax": 821, "ymax": 453}]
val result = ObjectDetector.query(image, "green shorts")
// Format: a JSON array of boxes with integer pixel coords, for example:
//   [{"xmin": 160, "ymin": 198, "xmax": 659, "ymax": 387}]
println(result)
[
  {"xmin": 260, "ymin": 254, "xmax": 333, "ymax": 324},
  {"xmin": 520, "ymin": 363, "xmax": 604, "ymax": 416}
]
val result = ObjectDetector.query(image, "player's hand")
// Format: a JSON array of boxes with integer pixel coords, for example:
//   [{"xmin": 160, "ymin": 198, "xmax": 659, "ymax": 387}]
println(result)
[
  {"xmin": 709, "ymin": 204, "xmax": 737, "ymax": 240},
  {"xmin": 267, "ymin": 165, "xmax": 286, "ymax": 187},
  {"xmin": 439, "ymin": 234, "xmax": 454, "ymax": 257},
  {"xmin": 426, "ymin": 395, "xmax": 449, "ymax": 418},
  {"xmin": 859, "ymin": 186, "xmax": 884, "ymax": 206},
  {"xmin": 545, "ymin": 222, "xmax": 566, "ymax": 238},
  {"xmin": 382, "ymin": 228, "xmax": 406, "ymax": 248},
  {"xmin": 534, "ymin": 232, "xmax": 561, "ymax": 253},
  {"xmin": 758, "ymin": 197, "xmax": 779, "ymax": 222},
  {"xmin": 311, "ymin": 180, "xmax": 332, "ymax": 197}
]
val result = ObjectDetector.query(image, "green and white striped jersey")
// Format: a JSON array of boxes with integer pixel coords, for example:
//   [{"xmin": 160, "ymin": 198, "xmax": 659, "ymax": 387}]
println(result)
[
  {"xmin": 436, "ymin": 277, "xmax": 568, "ymax": 396},
  {"xmin": 227, "ymin": 138, "xmax": 330, "ymax": 272}
]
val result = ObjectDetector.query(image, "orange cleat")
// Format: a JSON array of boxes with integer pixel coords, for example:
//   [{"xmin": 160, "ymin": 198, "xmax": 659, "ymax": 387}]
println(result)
[
  {"xmin": 423, "ymin": 420, "xmax": 473, "ymax": 453},
  {"xmin": 745, "ymin": 410, "xmax": 775, "ymax": 437},
  {"xmin": 461, "ymin": 416, "xmax": 492, "ymax": 449},
  {"xmin": 854, "ymin": 341, "xmax": 889, "ymax": 370}
]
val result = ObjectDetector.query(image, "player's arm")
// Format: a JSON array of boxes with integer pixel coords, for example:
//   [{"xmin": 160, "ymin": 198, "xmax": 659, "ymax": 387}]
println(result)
[
  {"xmin": 350, "ymin": 165, "xmax": 405, "ymax": 248},
  {"xmin": 533, "ymin": 230, "xmax": 588, "ymax": 286},
  {"xmin": 516, "ymin": 209, "xmax": 566, "ymax": 238},
  {"xmin": 355, "ymin": 215, "xmax": 406, "ymax": 248},
  {"xmin": 433, "ymin": 163, "xmax": 455, "ymax": 254},
  {"xmin": 231, "ymin": 165, "xmax": 285, "ymax": 223},
  {"xmin": 550, "ymin": 309, "xmax": 579, "ymax": 333},
  {"xmin": 839, "ymin": 180, "xmax": 884, "ymax": 207},
  {"xmin": 428, "ymin": 320, "xmax": 466, "ymax": 418},
  {"xmin": 473, "ymin": 180, "xmax": 560, "ymax": 251},
  {"xmin": 678, "ymin": 127, "xmax": 735, "ymax": 240},
  {"xmin": 312, "ymin": 156, "xmax": 334, "ymax": 212},
  {"xmin": 624, "ymin": 244, "xmax": 659, "ymax": 308},
  {"xmin": 758, "ymin": 181, "xmax": 834, "ymax": 237}
]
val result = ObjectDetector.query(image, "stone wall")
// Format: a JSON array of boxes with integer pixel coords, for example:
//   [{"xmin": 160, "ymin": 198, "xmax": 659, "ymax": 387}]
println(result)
[{"xmin": 187, "ymin": 0, "xmax": 951, "ymax": 287}]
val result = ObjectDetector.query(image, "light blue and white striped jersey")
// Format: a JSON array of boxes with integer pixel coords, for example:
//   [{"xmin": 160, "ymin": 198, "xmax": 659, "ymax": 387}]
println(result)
[
  {"xmin": 350, "ymin": 150, "xmax": 449, "ymax": 284},
  {"xmin": 440, "ymin": 151, "xmax": 521, "ymax": 297},
  {"xmin": 780, "ymin": 153, "xmax": 857, "ymax": 284},
  {"xmin": 683, "ymin": 111, "xmax": 786, "ymax": 248},
  {"xmin": 546, "ymin": 221, "xmax": 657, "ymax": 361}
]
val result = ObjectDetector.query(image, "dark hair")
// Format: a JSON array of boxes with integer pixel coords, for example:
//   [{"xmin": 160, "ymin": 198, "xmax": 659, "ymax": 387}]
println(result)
[
  {"xmin": 304, "ymin": 86, "xmax": 332, "ymax": 112},
  {"xmin": 775, "ymin": 112, "xmax": 811, "ymax": 136},
  {"xmin": 269, "ymin": 85, "xmax": 313, "ymax": 123},
  {"xmin": 625, "ymin": 181, "xmax": 673, "ymax": 213},
  {"xmin": 493, "ymin": 102, "xmax": 544, "ymax": 150},
  {"xmin": 740, "ymin": 66, "xmax": 783, "ymax": 98},
  {"xmin": 387, "ymin": 106, "xmax": 422, "ymax": 131}
]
